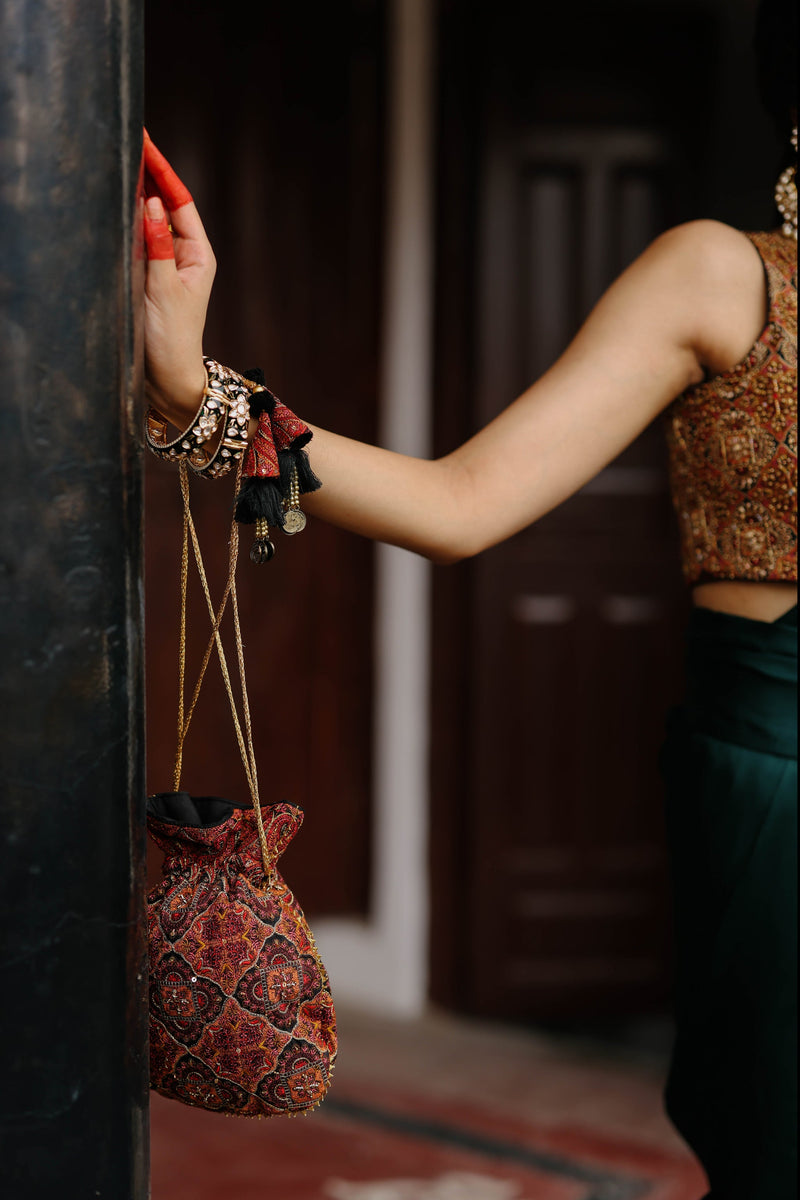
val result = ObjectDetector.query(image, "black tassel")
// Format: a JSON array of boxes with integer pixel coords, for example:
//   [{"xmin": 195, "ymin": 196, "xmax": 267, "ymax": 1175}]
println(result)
[
  {"xmin": 242, "ymin": 368, "xmax": 265, "ymax": 385},
  {"xmin": 242, "ymin": 369, "xmax": 278, "ymax": 418},
  {"xmin": 294, "ymin": 447, "xmax": 323, "ymax": 496},
  {"xmin": 277, "ymin": 446, "xmax": 322, "ymax": 497},
  {"xmin": 234, "ymin": 369, "xmax": 322, "ymax": 531},
  {"xmin": 234, "ymin": 476, "xmax": 285, "ymax": 527},
  {"xmin": 276, "ymin": 447, "xmax": 320, "ymax": 495}
]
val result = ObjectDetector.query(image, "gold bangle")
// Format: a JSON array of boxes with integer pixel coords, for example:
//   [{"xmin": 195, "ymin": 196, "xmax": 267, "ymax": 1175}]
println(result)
[{"xmin": 188, "ymin": 359, "xmax": 255, "ymax": 480}]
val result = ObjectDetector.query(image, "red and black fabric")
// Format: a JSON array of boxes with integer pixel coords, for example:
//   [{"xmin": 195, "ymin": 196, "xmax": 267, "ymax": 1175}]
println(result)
[
  {"xmin": 234, "ymin": 369, "xmax": 321, "ymax": 529},
  {"xmin": 147, "ymin": 793, "xmax": 337, "ymax": 1117}
]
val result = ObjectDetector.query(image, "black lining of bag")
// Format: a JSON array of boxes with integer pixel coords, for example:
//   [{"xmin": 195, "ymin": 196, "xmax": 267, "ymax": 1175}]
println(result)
[
  {"xmin": 147, "ymin": 792, "xmax": 304, "ymax": 828},
  {"xmin": 147, "ymin": 792, "xmax": 240, "ymax": 828}
]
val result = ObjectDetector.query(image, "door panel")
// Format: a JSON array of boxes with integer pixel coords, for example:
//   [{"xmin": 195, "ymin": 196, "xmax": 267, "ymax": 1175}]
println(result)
[
  {"xmin": 430, "ymin": 0, "xmax": 721, "ymax": 1017},
  {"xmin": 471, "ymin": 129, "xmax": 688, "ymax": 1015}
]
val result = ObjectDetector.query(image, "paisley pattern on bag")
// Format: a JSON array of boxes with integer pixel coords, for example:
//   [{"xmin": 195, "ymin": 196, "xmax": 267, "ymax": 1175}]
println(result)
[
  {"xmin": 148, "ymin": 800, "xmax": 337, "ymax": 1117},
  {"xmin": 257, "ymin": 1039, "xmax": 332, "ymax": 1112},
  {"xmin": 152, "ymin": 869, "xmax": 225, "ymax": 942},
  {"xmin": 666, "ymin": 231, "xmax": 797, "ymax": 583}
]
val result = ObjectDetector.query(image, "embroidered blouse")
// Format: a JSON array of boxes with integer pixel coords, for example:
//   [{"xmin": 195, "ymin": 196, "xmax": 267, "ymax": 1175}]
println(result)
[{"xmin": 666, "ymin": 230, "xmax": 797, "ymax": 583}]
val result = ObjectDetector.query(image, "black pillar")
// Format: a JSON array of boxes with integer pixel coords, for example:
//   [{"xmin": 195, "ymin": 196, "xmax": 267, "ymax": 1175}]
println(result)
[{"xmin": 0, "ymin": 2, "xmax": 148, "ymax": 1196}]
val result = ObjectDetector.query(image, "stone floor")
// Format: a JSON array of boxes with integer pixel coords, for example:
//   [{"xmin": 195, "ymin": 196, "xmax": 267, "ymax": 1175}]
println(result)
[{"xmin": 150, "ymin": 1007, "xmax": 708, "ymax": 1200}]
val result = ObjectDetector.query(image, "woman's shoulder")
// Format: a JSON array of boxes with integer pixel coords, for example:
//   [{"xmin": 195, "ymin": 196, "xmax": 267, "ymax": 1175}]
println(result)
[
  {"xmin": 648, "ymin": 219, "xmax": 767, "ymax": 281},
  {"xmin": 625, "ymin": 220, "xmax": 767, "ymax": 314},
  {"xmin": 643, "ymin": 221, "xmax": 771, "ymax": 376}
]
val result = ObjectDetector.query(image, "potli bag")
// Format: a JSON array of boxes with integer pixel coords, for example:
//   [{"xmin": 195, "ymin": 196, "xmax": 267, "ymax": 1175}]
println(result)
[{"xmin": 147, "ymin": 406, "xmax": 336, "ymax": 1117}]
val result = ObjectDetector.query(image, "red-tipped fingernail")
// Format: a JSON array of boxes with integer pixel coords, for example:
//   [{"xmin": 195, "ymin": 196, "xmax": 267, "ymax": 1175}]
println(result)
[
  {"xmin": 145, "ymin": 196, "xmax": 165, "ymax": 220},
  {"xmin": 143, "ymin": 198, "xmax": 175, "ymax": 260}
]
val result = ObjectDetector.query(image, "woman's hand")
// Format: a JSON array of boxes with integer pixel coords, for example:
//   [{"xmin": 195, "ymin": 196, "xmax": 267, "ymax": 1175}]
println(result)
[{"xmin": 142, "ymin": 130, "xmax": 216, "ymax": 428}]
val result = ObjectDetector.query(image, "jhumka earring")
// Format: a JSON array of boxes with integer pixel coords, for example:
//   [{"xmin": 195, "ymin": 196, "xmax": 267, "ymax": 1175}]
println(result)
[{"xmin": 775, "ymin": 127, "xmax": 798, "ymax": 241}]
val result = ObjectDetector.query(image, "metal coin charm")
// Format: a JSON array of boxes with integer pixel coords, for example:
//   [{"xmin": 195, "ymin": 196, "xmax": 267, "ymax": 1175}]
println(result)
[{"xmin": 283, "ymin": 509, "xmax": 307, "ymax": 536}]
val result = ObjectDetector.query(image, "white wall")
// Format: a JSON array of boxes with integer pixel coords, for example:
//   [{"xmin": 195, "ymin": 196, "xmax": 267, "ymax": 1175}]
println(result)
[{"xmin": 312, "ymin": 0, "xmax": 435, "ymax": 1018}]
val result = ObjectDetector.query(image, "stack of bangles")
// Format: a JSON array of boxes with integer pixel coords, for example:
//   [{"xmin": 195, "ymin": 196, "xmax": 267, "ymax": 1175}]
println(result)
[{"xmin": 145, "ymin": 357, "xmax": 322, "ymax": 563}]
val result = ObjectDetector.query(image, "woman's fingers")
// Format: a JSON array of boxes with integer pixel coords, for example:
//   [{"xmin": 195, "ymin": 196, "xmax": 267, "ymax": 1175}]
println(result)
[
  {"xmin": 143, "ymin": 175, "xmax": 209, "ymax": 253},
  {"xmin": 143, "ymin": 128, "xmax": 193, "ymax": 209},
  {"xmin": 143, "ymin": 196, "xmax": 176, "ymax": 262},
  {"xmin": 142, "ymin": 130, "xmax": 212, "ymax": 255}
]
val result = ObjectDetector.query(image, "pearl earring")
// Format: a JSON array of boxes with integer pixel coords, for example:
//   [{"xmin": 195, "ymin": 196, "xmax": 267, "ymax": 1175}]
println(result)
[{"xmin": 775, "ymin": 127, "xmax": 797, "ymax": 241}]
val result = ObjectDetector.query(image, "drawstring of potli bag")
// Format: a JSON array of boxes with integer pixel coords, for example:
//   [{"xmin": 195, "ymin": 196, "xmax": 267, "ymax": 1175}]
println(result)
[
  {"xmin": 173, "ymin": 460, "xmax": 254, "ymax": 796},
  {"xmin": 173, "ymin": 459, "xmax": 272, "ymax": 884}
]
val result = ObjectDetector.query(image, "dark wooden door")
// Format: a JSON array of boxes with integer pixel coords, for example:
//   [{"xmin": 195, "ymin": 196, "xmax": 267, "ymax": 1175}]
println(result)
[
  {"xmin": 144, "ymin": 1, "xmax": 386, "ymax": 915},
  {"xmin": 431, "ymin": 0, "xmax": 719, "ymax": 1018}
]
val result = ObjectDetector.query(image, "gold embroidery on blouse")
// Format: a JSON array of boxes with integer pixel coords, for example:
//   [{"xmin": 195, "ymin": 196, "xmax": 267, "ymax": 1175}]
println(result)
[{"xmin": 666, "ymin": 231, "xmax": 797, "ymax": 582}]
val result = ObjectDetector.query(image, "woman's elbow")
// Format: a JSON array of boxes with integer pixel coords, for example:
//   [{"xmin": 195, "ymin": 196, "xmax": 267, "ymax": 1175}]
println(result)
[
  {"xmin": 422, "ymin": 457, "xmax": 485, "ymax": 564},
  {"xmin": 429, "ymin": 545, "xmax": 467, "ymax": 566},
  {"xmin": 426, "ymin": 526, "xmax": 484, "ymax": 566}
]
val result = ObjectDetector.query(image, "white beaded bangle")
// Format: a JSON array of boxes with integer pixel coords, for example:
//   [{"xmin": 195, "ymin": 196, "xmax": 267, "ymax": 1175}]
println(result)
[{"xmin": 188, "ymin": 359, "xmax": 257, "ymax": 480}]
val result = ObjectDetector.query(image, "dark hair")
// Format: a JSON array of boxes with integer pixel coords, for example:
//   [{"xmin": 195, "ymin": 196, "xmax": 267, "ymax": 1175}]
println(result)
[{"xmin": 754, "ymin": 0, "xmax": 797, "ymax": 141}]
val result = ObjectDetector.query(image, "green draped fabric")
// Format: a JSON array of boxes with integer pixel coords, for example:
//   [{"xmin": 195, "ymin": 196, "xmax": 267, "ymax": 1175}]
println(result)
[{"xmin": 660, "ymin": 604, "xmax": 797, "ymax": 1199}]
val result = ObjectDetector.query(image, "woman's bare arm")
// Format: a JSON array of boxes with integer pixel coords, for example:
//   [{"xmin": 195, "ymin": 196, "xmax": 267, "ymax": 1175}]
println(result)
[
  {"xmin": 142, "ymin": 139, "xmax": 767, "ymax": 564},
  {"xmin": 300, "ymin": 221, "xmax": 767, "ymax": 561}
]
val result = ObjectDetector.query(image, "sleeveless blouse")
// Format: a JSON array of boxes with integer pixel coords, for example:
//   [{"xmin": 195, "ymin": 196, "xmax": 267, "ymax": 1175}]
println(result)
[{"xmin": 666, "ymin": 230, "xmax": 797, "ymax": 583}]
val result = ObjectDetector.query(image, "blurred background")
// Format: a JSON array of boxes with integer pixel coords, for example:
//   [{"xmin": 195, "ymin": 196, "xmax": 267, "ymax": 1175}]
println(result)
[{"xmin": 145, "ymin": 0, "xmax": 782, "ymax": 1194}]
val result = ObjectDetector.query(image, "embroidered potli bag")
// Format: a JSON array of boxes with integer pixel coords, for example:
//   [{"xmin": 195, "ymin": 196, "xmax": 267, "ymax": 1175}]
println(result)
[{"xmin": 147, "ymin": 450, "xmax": 337, "ymax": 1117}]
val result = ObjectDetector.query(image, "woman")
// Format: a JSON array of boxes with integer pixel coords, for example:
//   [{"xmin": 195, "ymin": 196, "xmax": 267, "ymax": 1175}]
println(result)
[{"xmin": 141, "ymin": 1, "xmax": 797, "ymax": 1193}]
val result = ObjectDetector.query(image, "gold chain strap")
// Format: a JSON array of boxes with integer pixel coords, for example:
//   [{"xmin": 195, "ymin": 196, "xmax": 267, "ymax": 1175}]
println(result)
[
  {"xmin": 174, "ymin": 482, "xmax": 189, "ymax": 790},
  {"xmin": 173, "ymin": 460, "xmax": 272, "ymax": 882}
]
